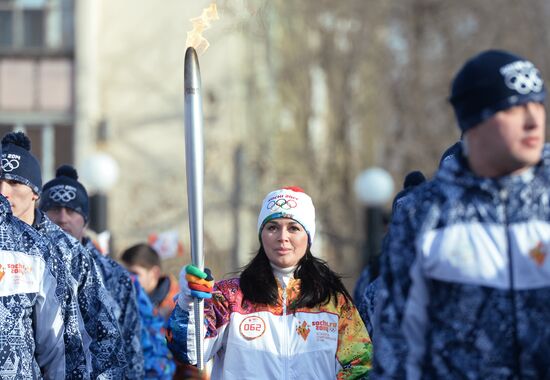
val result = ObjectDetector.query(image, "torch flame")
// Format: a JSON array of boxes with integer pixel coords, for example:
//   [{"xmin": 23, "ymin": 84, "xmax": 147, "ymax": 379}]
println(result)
[{"xmin": 186, "ymin": 4, "xmax": 219, "ymax": 55}]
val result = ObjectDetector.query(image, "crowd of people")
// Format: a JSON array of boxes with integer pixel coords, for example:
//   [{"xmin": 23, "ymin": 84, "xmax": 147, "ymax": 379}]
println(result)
[
  {"xmin": 0, "ymin": 46, "xmax": 547, "ymax": 379},
  {"xmin": 0, "ymin": 131, "xmax": 181, "ymax": 379}
]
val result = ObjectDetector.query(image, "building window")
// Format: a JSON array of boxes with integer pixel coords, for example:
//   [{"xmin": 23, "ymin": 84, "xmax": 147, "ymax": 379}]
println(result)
[
  {"xmin": 23, "ymin": 8, "xmax": 45, "ymax": 48},
  {"xmin": 0, "ymin": 0, "xmax": 73, "ymax": 54},
  {"xmin": 0, "ymin": 7, "xmax": 14, "ymax": 48}
]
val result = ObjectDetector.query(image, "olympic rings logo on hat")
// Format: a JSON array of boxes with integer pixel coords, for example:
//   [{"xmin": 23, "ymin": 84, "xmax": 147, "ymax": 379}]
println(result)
[
  {"xmin": 267, "ymin": 198, "xmax": 297, "ymax": 211},
  {"xmin": 49, "ymin": 187, "xmax": 76, "ymax": 203},
  {"xmin": 501, "ymin": 61, "xmax": 544, "ymax": 95},
  {"xmin": 1, "ymin": 158, "xmax": 20, "ymax": 172}
]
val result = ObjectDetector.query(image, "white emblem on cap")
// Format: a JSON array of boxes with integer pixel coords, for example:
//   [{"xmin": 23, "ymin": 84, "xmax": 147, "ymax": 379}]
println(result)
[
  {"xmin": 239, "ymin": 316, "xmax": 266, "ymax": 340},
  {"xmin": 500, "ymin": 60, "xmax": 544, "ymax": 95},
  {"xmin": 49, "ymin": 185, "xmax": 76, "ymax": 202},
  {"xmin": 1, "ymin": 157, "xmax": 20, "ymax": 172}
]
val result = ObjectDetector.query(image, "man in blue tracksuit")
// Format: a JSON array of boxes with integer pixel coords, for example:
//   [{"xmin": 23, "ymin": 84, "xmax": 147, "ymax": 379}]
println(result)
[
  {"xmin": 354, "ymin": 170, "xmax": 426, "ymax": 337},
  {"xmin": 0, "ymin": 132, "xmax": 127, "ymax": 378},
  {"xmin": 373, "ymin": 50, "xmax": 550, "ymax": 379},
  {"xmin": 0, "ymin": 137, "xmax": 66, "ymax": 378},
  {"xmin": 40, "ymin": 165, "xmax": 145, "ymax": 379}
]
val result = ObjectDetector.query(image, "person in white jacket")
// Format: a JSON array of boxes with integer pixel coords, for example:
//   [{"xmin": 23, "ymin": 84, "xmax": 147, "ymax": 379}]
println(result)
[{"xmin": 167, "ymin": 186, "xmax": 372, "ymax": 380}]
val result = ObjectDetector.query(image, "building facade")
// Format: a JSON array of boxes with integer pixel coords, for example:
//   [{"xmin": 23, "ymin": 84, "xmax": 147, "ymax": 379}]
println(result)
[{"xmin": 0, "ymin": 0, "xmax": 75, "ymax": 180}]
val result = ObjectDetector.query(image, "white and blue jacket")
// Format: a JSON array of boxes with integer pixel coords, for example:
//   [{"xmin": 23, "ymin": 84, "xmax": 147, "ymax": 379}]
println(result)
[
  {"xmin": 0, "ymin": 195, "xmax": 65, "ymax": 379},
  {"xmin": 373, "ymin": 144, "xmax": 550, "ymax": 379},
  {"xmin": 34, "ymin": 211, "xmax": 127, "ymax": 379},
  {"xmin": 32, "ymin": 209, "xmax": 88, "ymax": 378},
  {"xmin": 84, "ymin": 238, "xmax": 144, "ymax": 379}
]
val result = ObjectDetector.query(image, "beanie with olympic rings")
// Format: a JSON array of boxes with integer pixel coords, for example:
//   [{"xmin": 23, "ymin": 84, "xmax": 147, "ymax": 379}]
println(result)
[
  {"xmin": 257, "ymin": 186, "xmax": 316, "ymax": 245},
  {"xmin": 40, "ymin": 165, "xmax": 89, "ymax": 222},
  {"xmin": 449, "ymin": 49, "xmax": 546, "ymax": 132},
  {"xmin": 0, "ymin": 132, "xmax": 42, "ymax": 195}
]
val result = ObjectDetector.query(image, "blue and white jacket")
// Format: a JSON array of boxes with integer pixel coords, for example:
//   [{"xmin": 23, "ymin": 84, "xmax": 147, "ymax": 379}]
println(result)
[
  {"xmin": 132, "ymin": 275, "xmax": 175, "ymax": 379},
  {"xmin": 354, "ymin": 265, "xmax": 379, "ymax": 338},
  {"xmin": 32, "ymin": 210, "xmax": 88, "ymax": 378},
  {"xmin": 0, "ymin": 195, "xmax": 65, "ymax": 379},
  {"xmin": 84, "ymin": 238, "xmax": 144, "ymax": 379},
  {"xmin": 373, "ymin": 144, "xmax": 550, "ymax": 379},
  {"xmin": 34, "ymin": 211, "xmax": 127, "ymax": 379},
  {"xmin": 355, "ymin": 189, "xmax": 417, "ymax": 339}
]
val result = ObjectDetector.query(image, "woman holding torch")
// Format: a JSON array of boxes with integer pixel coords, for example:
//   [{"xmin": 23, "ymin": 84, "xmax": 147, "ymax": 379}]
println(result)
[{"xmin": 167, "ymin": 186, "xmax": 372, "ymax": 379}]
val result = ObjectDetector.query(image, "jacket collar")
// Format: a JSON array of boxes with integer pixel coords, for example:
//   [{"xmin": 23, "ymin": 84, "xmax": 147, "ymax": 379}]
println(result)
[
  {"xmin": 436, "ymin": 143, "xmax": 550, "ymax": 195},
  {"xmin": 0, "ymin": 195, "xmax": 13, "ymax": 222}
]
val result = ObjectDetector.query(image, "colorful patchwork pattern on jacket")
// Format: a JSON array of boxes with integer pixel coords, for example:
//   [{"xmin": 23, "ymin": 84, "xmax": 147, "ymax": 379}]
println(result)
[{"xmin": 168, "ymin": 276, "xmax": 372, "ymax": 379}]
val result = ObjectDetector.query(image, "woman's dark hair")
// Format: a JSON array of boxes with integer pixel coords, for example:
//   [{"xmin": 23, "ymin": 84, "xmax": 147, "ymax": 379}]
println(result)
[{"xmin": 240, "ymin": 246, "xmax": 351, "ymax": 309}]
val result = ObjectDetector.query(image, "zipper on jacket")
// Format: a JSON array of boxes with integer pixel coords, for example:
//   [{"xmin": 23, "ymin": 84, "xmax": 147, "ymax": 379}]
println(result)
[
  {"xmin": 281, "ymin": 280, "xmax": 289, "ymax": 379},
  {"xmin": 500, "ymin": 187, "xmax": 522, "ymax": 376}
]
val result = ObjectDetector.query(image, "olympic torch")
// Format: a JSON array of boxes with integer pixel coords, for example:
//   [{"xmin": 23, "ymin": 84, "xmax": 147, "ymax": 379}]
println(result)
[{"xmin": 184, "ymin": 46, "xmax": 205, "ymax": 370}]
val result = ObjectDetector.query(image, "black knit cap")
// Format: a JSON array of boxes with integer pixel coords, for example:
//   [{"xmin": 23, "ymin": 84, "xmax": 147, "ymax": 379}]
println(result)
[
  {"xmin": 449, "ymin": 49, "xmax": 546, "ymax": 132},
  {"xmin": 0, "ymin": 132, "xmax": 42, "ymax": 195},
  {"xmin": 392, "ymin": 170, "xmax": 426, "ymax": 212},
  {"xmin": 40, "ymin": 165, "xmax": 89, "ymax": 221},
  {"xmin": 403, "ymin": 170, "xmax": 426, "ymax": 190}
]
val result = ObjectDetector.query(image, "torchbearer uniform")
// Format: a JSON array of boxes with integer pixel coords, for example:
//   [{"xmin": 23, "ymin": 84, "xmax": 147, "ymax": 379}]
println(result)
[
  {"xmin": 168, "ymin": 273, "xmax": 372, "ymax": 380},
  {"xmin": 169, "ymin": 187, "xmax": 372, "ymax": 379}
]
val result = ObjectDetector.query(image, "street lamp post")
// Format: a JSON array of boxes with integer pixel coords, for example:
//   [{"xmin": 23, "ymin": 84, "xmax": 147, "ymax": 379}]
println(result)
[
  {"xmin": 89, "ymin": 193, "xmax": 108, "ymax": 233},
  {"xmin": 81, "ymin": 152, "xmax": 119, "ymax": 254},
  {"xmin": 354, "ymin": 167, "xmax": 394, "ymax": 268}
]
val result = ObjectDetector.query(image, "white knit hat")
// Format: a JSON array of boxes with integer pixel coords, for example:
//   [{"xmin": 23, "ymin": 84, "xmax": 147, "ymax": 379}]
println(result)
[{"xmin": 257, "ymin": 187, "xmax": 316, "ymax": 244}]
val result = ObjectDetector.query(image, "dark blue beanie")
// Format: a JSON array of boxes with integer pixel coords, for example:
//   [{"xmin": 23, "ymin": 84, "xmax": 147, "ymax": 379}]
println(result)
[
  {"xmin": 0, "ymin": 132, "xmax": 42, "ymax": 195},
  {"xmin": 392, "ymin": 170, "xmax": 426, "ymax": 212},
  {"xmin": 403, "ymin": 170, "xmax": 426, "ymax": 190},
  {"xmin": 40, "ymin": 165, "xmax": 89, "ymax": 221},
  {"xmin": 450, "ymin": 49, "xmax": 546, "ymax": 132}
]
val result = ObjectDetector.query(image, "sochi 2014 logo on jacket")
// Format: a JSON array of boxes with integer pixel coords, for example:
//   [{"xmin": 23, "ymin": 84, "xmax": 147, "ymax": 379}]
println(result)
[
  {"xmin": 296, "ymin": 321, "xmax": 311, "ymax": 341},
  {"xmin": 530, "ymin": 241, "xmax": 548, "ymax": 267},
  {"xmin": 296, "ymin": 319, "xmax": 337, "ymax": 342}
]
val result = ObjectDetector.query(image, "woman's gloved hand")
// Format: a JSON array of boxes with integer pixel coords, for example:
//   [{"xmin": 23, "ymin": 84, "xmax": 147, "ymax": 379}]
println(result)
[{"xmin": 178, "ymin": 265, "xmax": 214, "ymax": 307}]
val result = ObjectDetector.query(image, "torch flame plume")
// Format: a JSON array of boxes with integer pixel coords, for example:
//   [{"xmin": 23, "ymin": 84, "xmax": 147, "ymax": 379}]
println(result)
[{"xmin": 186, "ymin": 4, "xmax": 219, "ymax": 55}]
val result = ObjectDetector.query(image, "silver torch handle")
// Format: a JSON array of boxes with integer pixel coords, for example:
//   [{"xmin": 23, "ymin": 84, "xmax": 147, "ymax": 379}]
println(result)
[{"xmin": 184, "ymin": 46, "xmax": 205, "ymax": 370}]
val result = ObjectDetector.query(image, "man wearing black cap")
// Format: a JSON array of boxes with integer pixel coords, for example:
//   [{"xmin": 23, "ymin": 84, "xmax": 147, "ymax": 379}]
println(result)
[
  {"xmin": 0, "ymin": 132, "xmax": 66, "ymax": 377},
  {"xmin": 41, "ymin": 165, "xmax": 145, "ymax": 379},
  {"xmin": 354, "ymin": 170, "xmax": 426, "ymax": 337},
  {"xmin": 0, "ymin": 132, "xmax": 129, "ymax": 378},
  {"xmin": 373, "ymin": 50, "xmax": 550, "ymax": 378}
]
